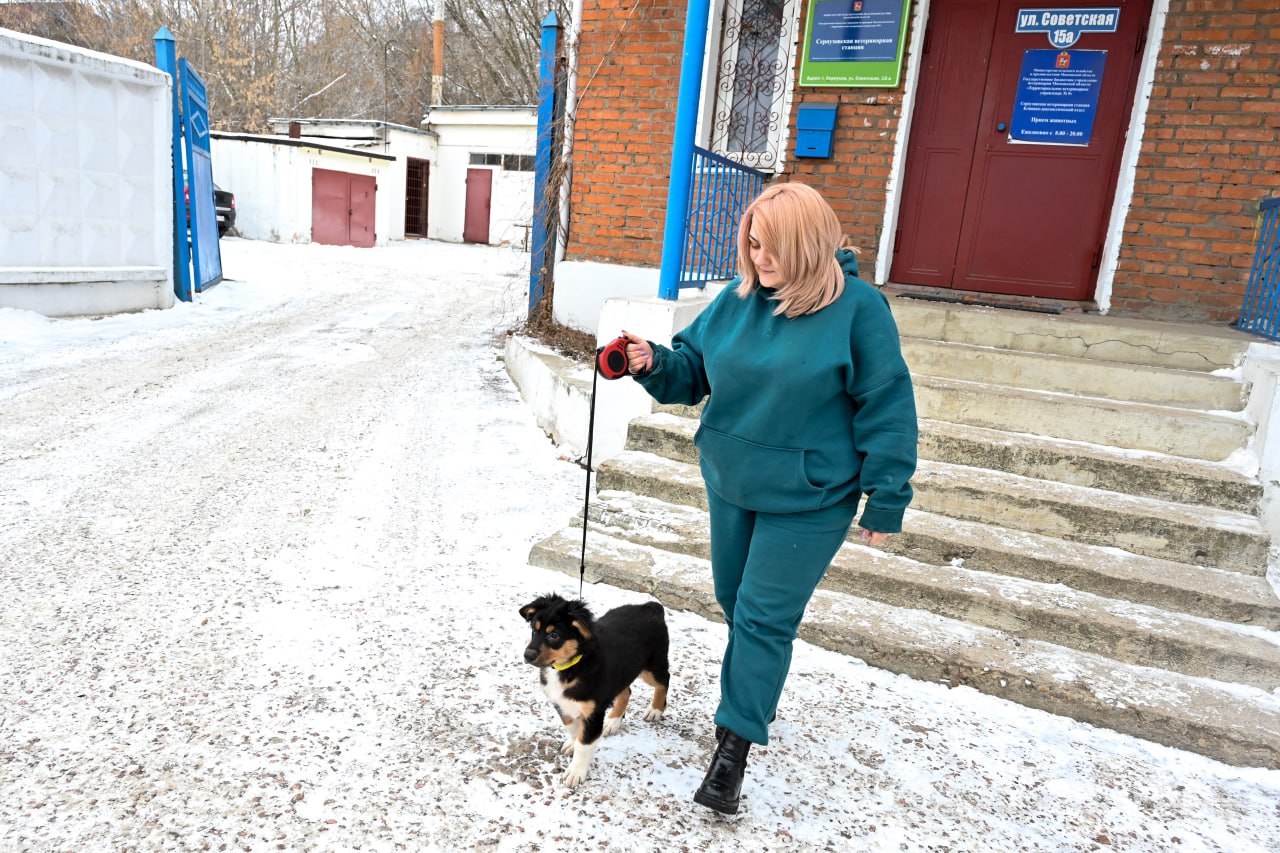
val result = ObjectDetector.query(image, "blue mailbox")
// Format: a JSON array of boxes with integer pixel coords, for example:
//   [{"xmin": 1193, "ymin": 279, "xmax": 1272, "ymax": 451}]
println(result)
[{"xmin": 795, "ymin": 103, "xmax": 838, "ymax": 159}]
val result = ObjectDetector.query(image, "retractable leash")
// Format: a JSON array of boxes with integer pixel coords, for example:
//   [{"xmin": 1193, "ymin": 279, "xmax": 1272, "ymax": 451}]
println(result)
[{"xmin": 578, "ymin": 336, "xmax": 632, "ymax": 596}]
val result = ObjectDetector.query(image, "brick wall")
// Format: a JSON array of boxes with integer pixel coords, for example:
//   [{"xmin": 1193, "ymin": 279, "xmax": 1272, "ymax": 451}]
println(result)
[
  {"xmin": 566, "ymin": 0, "xmax": 1278, "ymax": 325},
  {"xmin": 567, "ymin": 0, "xmax": 684, "ymax": 266},
  {"xmin": 1110, "ymin": 0, "xmax": 1280, "ymax": 322}
]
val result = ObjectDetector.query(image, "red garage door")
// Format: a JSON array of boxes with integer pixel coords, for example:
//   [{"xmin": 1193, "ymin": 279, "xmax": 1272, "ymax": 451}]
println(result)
[{"xmin": 312, "ymin": 168, "xmax": 377, "ymax": 248}]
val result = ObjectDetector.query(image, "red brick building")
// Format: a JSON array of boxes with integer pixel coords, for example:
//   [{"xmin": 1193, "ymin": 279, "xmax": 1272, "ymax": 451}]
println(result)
[{"xmin": 561, "ymin": 0, "xmax": 1278, "ymax": 325}]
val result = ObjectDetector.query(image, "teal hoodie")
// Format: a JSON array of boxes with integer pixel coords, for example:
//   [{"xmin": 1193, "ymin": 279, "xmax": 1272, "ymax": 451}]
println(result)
[{"xmin": 635, "ymin": 249, "xmax": 917, "ymax": 531}]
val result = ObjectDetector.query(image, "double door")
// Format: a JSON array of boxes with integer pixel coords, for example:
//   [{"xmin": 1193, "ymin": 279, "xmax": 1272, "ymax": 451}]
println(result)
[
  {"xmin": 312, "ymin": 168, "xmax": 376, "ymax": 248},
  {"xmin": 892, "ymin": 0, "xmax": 1152, "ymax": 300}
]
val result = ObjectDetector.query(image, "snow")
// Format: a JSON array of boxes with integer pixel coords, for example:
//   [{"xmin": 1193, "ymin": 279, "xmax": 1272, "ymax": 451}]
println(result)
[{"xmin": 2, "ymin": 237, "xmax": 1279, "ymax": 851}]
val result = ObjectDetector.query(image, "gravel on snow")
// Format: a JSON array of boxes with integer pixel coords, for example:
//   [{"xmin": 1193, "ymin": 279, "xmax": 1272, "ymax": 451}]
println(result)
[{"xmin": 2, "ymin": 238, "xmax": 1278, "ymax": 852}]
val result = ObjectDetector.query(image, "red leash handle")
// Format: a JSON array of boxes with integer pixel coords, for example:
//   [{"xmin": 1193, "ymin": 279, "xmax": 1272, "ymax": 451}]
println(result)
[{"xmin": 596, "ymin": 336, "xmax": 631, "ymax": 380}]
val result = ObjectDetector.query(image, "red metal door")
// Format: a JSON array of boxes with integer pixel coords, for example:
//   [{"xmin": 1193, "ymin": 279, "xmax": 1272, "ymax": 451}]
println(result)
[
  {"xmin": 312, "ymin": 168, "xmax": 350, "ymax": 246},
  {"xmin": 463, "ymin": 168, "xmax": 492, "ymax": 244},
  {"xmin": 891, "ymin": 0, "xmax": 998, "ymax": 288},
  {"xmin": 349, "ymin": 174, "xmax": 377, "ymax": 248},
  {"xmin": 312, "ymin": 168, "xmax": 377, "ymax": 247},
  {"xmin": 893, "ymin": 0, "xmax": 1152, "ymax": 300}
]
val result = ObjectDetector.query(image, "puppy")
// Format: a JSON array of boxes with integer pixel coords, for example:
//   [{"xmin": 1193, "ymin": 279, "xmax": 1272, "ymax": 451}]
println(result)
[{"xmin": 519, "ymin": 594, "xmax": 670, "ymax": 787}]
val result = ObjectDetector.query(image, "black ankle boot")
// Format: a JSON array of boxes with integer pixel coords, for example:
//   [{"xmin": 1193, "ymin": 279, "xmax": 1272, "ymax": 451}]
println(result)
[{"xmin": 694, "ymin": 730, "xmax": 751, "ymax": 815}]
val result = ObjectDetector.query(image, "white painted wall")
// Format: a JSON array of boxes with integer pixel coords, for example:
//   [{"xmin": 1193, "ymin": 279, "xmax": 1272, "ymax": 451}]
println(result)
[
  {"xmin": 384, "ymin": 127, "xmax": 438, "ymax": 241},
  {"xmin": 0, "ymin": 28, "xmax": 174, "ymax": 316},
  {"xmin": 259, "ymin": 120, "xmax": 441, "ymax": 242},
  {"xmin": 552, "ymin": 259, "xmax": 730, "ymax": 337},
  {"xmin": 211, "ymin": 134, "xmax": 396, "ymax": 245},
  {"xmin": 423, "ymin": 107, "xmax": 536, "ymax": 246}
]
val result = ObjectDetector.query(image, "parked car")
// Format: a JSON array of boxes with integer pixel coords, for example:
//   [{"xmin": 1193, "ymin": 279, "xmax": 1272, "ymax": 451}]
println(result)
[
  {"xmin": 214, "ymin": 183, "xmax": 236, "ymax": 237},
  {"xmin": 183, "ymin": 180, "xmax": 237, "ymax": 237}
]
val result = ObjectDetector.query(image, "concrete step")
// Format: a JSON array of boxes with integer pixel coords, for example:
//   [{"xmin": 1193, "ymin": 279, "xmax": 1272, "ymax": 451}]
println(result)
[
  {"xmin": 891, "ymin": 508, "xmax": 1280, "ymax": 627},
  {"xmin": 888, "ymin": 296, "xmax": 1253, "ymax": 372},
  {"xmin": 528, "ymin": 525, "xmax": 1280, "ymax": 768},
  {"xmin": 577, "ymin": 494, "xmax": 1280, "ymax": 691},
  {"xmin": 919, "ymin": 419, "xmax": 1261, "ymax": 514},
  {"xmin": 628, "ymin": 412, "xmax": 1263, "ymax": 514},
  {"xmin": 901, "ymin": 337, "xmax": 1248, "ymax": 411},
  {"xmin": 912, "ymin": 459, "xmax": 1269, "ymax": 575},
  {"xmin": 914, "ymin": 375, "xmax": 1252, "ymax": 462},
  {"xmin": 587, "ymin": 490, "xmax": 1280, "ymax": 630},
  {"xmin": 607, "ymin": 433, "xmax": 1269, "ymax": 575}
]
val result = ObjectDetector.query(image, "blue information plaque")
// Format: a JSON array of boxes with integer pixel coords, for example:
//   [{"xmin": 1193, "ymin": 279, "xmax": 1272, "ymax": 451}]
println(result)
[
  {"xmin": 1009, "ymin": 49, "xmax": 1107, "ymax": 145},
  {"xmin": 808, "ymin": 0, "xmax": 902, "ymax": 63}
]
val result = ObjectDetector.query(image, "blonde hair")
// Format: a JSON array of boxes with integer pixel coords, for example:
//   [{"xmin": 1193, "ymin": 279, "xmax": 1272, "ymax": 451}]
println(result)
[{"xmin": 735, "ymin": 182, "xmax": 845, "ymax": 318}]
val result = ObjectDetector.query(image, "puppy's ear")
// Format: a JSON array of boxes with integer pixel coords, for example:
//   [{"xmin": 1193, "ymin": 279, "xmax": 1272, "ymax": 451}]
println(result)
[
  {"xmin": 571, "ymin": 619, "xmax": 594, "ymax": 641},
  {"xmin": 519, "ymin": 604, "xmax": 538, "ymax": 622}
]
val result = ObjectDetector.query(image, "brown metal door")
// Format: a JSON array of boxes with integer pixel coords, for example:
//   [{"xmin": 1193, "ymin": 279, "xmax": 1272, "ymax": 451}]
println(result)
[
  {"xmin": 312, "ymin": 168, "xmax": 350, "ymax": 246},
  {"xmin": 891, "ymin": 0, "xmax": 998, "ymax": 288},
  {"xmin": 349, "ymin": 174, "xmax": 377, "ymax": 247},
  {"xmin": 405, "ymin": 158, "xmax": 429, "ymax": 237},
  {"xmin": 463, "ymin": 167, "xmax": 492, "ymax": 244},
  {"xmin": 893, "ymin": 0, "xmax": 1152, "ymax": 300}
]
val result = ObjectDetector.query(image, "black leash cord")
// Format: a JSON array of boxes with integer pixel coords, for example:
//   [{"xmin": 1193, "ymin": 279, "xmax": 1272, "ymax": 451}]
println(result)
[{"xmin": 579, "ymin": 361, "xmax": 601, "ymax": 598}]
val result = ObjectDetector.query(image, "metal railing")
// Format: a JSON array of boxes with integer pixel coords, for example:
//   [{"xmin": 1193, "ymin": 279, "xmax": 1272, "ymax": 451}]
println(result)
[
  {"xmin": 1237, "ymin": 197, "xmax": 1280, "ymax": 339},
  {"xmin": 668, "ymin": 146, "xmax": 766, "ymax": 295}
]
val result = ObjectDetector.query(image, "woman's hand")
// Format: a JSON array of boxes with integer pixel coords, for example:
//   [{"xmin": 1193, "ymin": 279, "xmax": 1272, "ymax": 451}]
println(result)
[
  {"xmin": 859, "ymin": 529, "xmax": 891, "ymax": 547},
  {"xmin": 621, "ymin": 330, "xmax": 654, "ymax": 375}
]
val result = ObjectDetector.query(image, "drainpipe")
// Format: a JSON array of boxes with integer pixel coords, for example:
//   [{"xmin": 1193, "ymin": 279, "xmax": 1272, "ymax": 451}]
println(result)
[
  {"xmin": 432, "ymin": 5, "xmax": 445, "ymax": 105},
  {"xmin": 554, "ymin": 0, "xmax": 586, "ymax": 263},
  {"xmin": 657, "ymin": 0, "xmax": 712, "ymax": 300}
]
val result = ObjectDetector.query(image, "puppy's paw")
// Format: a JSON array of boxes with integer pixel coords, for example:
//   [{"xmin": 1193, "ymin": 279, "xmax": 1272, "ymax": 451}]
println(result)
[
  {"xmin": 560, "ymin": 766, "xmax": 589, "ymax": 787},
  {"xmin": 559, "ymin": 736, "xmax": 576, "ymax": 755},
  {"xmin": 643, "ymin": 707, "xmax": 665, "ymax": 722},
  {"xmin": 602, "ymin": 717, "xmax": 623, "ymax": 737}
]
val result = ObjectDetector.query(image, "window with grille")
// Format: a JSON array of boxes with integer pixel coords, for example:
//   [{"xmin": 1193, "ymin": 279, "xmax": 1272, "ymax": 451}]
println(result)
[{"xmin": 705, "ymin": 0, "xmax": 800, "ymax": 171}]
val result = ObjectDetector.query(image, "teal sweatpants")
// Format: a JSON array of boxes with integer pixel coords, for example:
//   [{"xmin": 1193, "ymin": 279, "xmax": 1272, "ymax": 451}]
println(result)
[{"xmin": 706, "ymin": 486, "xmax": 859, "ymax": 745}]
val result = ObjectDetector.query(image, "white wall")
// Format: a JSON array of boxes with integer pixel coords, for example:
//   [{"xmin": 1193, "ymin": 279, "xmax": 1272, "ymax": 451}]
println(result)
[
  {"xmin": 211, "ymin": 135, "xmax": 396, "ymax": 245},
  {"xmin": 384, "ymin": 127, "xmax": 438, "ymax": 241},
  {"xmin": 424, "ymin": 108, "xmax": 536, "ymax": 246},
  {"xmin": 0, "ymin": 28, "xmax": 174, "ymax": 316}
]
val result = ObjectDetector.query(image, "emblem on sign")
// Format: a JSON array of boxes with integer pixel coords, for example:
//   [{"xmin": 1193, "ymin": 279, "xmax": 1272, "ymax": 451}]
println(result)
[{"xmin": 1016, "ymin": 7, "xmax": 1120, "ymax": 48}]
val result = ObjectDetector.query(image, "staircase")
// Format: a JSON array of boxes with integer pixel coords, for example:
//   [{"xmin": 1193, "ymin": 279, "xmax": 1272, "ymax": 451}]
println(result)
[{"xmin": 526, "ymin": 296, "xmax": 1280, "ymax": 768}]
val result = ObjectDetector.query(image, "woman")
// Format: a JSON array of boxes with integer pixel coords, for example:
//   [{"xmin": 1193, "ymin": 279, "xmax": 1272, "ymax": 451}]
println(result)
[{"xmin": 621, "ymin": 182, "xmax": 918, "ymax": 814}]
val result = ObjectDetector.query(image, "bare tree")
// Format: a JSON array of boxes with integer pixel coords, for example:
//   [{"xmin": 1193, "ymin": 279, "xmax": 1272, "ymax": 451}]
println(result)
[{"xmin": 1, "ymin": 0, "xmax": 566, "ymax": 129}]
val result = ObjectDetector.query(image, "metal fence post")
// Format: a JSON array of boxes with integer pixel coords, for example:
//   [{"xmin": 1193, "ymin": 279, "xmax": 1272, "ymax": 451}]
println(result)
[
  {"xmin": 657, "ymin": 0, "xmax": 713, "ymax": 301},
  {"xmin": 529, "ymin": 12, "xmax": 561, "ymax": 318},
  {"xmin": 154, "ymin": 27, "xmax": 192, "ymax": 302}
]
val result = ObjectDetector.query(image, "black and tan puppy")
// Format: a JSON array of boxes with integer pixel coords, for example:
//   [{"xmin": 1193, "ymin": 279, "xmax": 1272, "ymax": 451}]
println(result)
[{"xmin": 519, "ymin": 594, "xmax": 670, "ymax": 786}]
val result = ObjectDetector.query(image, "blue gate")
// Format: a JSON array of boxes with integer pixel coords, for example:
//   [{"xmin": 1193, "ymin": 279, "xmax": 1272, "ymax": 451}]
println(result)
[
  {"xmin": 179, "ymin": 58, "xmax": 222, "ymax": 292},
  {"xmin": 1237, "ymin": 197, "xmax": 1280, "ymax": 339}
]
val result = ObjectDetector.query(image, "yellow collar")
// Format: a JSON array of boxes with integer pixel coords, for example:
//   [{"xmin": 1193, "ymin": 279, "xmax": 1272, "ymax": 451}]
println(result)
[{"xmin": 551, "ymin": 654, "xmax": 583, "ymax": 671}]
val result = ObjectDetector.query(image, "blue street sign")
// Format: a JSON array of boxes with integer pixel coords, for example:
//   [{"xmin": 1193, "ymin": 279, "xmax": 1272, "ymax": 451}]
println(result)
[{"xmin": 1016, "ymin": 7, "xmax": 1120, "ymax": 48}]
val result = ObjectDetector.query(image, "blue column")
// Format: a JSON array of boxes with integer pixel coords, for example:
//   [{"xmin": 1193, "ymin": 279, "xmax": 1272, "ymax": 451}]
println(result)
[
  {"xmin": 154, "ymin": 27, "xmax": 192, "ymax": 302},
  {"xmin": 657, "ymin": 0, "xmax": 713, "ymax": 300},
  {"xmin": 529, "ymin": 12, "xmax": 561, "ymax": 316}
]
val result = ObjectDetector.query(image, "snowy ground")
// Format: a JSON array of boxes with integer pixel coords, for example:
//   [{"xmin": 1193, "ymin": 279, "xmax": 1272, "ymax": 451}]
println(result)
[{"xmin": 2, "ymin": 238, "xmax": 1279, "ymax": 852}]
